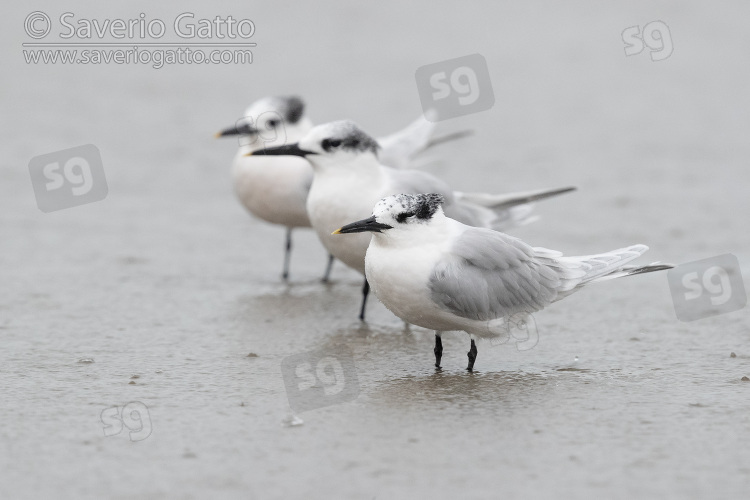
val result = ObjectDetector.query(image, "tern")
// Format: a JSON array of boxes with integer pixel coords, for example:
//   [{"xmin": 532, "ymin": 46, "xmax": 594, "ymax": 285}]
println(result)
[
  {"xmin": 216, "ymin": 97, "xmax": 468, "ymax": 280},
  {"xmin": 251, "ymin": 120, "xmax": 576, "ymax": 319},
  {"xmin": 335, "ymin": 193, "xmax": 673, "ymax": 371}
]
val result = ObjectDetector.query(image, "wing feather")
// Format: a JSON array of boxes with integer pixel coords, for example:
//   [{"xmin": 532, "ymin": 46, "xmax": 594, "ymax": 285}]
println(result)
[{"xmin": 429, "ymin": 229, "xmax": 561, "ymax": 321}]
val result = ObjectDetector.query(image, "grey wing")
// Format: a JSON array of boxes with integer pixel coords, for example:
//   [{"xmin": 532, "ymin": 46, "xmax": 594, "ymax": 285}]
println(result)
[
  {"xmin": 429, "ymin": 229, "xmax": 562, "ymax": 321},
  {"xmin": 377, "ymin": 114, "xmax": 435, "ymax": 169}
]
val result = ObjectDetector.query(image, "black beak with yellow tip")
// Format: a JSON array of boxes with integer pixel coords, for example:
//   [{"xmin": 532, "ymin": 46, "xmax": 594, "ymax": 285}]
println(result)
[
  {"xmin": 215, "ymin": 123, "xmax": 257, "ymax": 138},
  {"xmin": 244, "ymin": 143, "xmax": 315, "ymax": 157},
  {"xmin": 333, "ymin": 216, "xmax": 393, "ymax": 235}
]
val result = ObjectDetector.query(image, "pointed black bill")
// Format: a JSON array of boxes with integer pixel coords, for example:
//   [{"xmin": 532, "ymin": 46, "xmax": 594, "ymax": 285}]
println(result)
[
  {"xmin": 215, "ymin": 123, "xmax": 257, "ymax": 138},
  {"xmin": 333, "ymin": 216, "xmax": 393, "ymax": 235},
  {"xmin": 246, "ymin": 143, "xmax": 314, "ymax": 157}
]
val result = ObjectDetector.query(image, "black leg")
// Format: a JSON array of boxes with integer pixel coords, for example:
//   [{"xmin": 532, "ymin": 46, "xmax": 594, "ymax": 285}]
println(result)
[
  {"xmin": 321, "ymin": 254, "xmax": 335, "ymax": 282},
  {"xmin": 282, "ymin": 228, "xmax": 292, "ymax": 281},
  {"xmin": 434, "ymin": 332, "xmax": 443, "ymax": 369},
  {"xmin": 358, "ymin": 278, "xmax": 370, "ymax": 321},
  {"xmin": 467, "ymin": 339, "xmax": 477, "ymax": 371}
]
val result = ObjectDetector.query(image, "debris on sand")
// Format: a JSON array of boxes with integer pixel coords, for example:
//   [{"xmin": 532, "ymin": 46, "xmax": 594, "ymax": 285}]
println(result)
[{"xmin": 281, "ymin": 414, "xmax": 304, "ymax": 427}]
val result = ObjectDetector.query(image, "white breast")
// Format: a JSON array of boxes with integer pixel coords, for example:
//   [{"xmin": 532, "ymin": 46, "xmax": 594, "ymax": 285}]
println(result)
[
  {"xmin": 231, "ymin": 152, "xmax": 312, "ymax": 228},
  {"xmin": 365, "ymin": 235, "xmax": 460, "ymax": 331},
  {"xmin": 306, "ymin": 168, "xmax": 385, "ymax": 274}
]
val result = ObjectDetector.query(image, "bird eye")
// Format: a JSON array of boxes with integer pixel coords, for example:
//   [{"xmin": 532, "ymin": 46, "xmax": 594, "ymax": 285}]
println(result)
[
  {"xmin": 267, "ymin": 119, "xmax": 278, "ymax": 128},
  {"xmin": 321, "ymin": 139, "xmax": 342, "ymax": 152},
  {"xmin": 396, "ymin": 211, "xmax": 415, "ymax": 223}
]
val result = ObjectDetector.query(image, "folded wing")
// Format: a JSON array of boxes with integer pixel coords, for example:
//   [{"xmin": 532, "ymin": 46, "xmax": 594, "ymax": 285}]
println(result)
[{"xmin": 428, "ymin": 228, "xmax": 565, "ymax": 321}]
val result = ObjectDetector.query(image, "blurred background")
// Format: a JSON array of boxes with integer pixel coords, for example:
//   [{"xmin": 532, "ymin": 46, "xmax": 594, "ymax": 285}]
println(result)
[{"xmin": 1, "ymin": 1, "xmax": 749, "ymax": 499}]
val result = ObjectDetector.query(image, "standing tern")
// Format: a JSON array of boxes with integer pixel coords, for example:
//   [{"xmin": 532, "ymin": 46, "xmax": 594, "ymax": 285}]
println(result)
[
  {"xmin": 216, "ymin": 97, "xmax": 467, "ymax": 280},
  {"xmin": 334, "ymin": 193, "xmax": 673, "ymax": 371},
  {"xmin": 251, "ymin": 120, "xmax": 576, "ymax": 319}
]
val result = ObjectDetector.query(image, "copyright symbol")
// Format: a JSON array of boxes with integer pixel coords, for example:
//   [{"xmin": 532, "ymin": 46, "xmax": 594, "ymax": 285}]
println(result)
[{"xmin": 25, "ymin": 11, "xmax": 51, "ymax": 39}]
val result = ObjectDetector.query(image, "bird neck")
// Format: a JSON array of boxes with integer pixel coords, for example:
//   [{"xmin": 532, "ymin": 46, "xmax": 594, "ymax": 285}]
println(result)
[{"xmin": 312, "ymin": 154, "xmax": 384, "ymax": 180}]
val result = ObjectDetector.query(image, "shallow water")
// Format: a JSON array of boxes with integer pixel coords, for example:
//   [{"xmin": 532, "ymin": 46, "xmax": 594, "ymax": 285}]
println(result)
[{"xmin": 2, "ymin": 1, "xmax": 750, "ymax": 499}]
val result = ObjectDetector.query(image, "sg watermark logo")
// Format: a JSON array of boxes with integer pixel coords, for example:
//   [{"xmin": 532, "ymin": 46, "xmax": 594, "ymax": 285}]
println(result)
[
  {"xmin": 281, "ymin": 346, "xmax": 359, "ymax": 413},
  {"xmin": 490, "ymin": 313, "xmax": 539, "ymax": 351},
  {"xmin": 236, "ymin": 111, "xmax": 287, "ymax": 151},
  {"xmin": 667, "ymin": 254, "xmax": 747, "ymax": 322},
  {"xmin": 415, "ymin": 53, "xmax": 494, "ymax": 121},
  {"xmin": 622, "ymin": 21, "xmax": 673, "ymax": 62},
  {"xmin": 101, "ymin": 401, "xmax": 152, "ymax": 442},
  {"xmin": 28, "ymin": 144, "xmax": 107, "ymax": 213}
]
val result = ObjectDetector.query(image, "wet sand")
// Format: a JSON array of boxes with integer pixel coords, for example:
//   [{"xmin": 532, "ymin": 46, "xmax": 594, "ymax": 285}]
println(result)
[{"xmin": 2, "ymin": 1, "xmax": 750, "ymax": 498}]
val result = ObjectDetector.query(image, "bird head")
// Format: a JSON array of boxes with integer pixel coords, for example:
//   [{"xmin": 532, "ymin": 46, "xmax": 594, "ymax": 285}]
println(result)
[
  {"xmin": 246, "ymin": 120, "xmax": 380, "ymax": 169},
  {"xmin": 215, "ymin": 95, "xmax": 312, "ymax": 152},
  {"xmin": 333, "ymin": 193, "xmax": 446, "ymax": 238}
]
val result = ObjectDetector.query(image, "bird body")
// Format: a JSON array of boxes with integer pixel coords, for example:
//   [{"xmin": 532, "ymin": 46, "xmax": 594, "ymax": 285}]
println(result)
[
  {"xmin": 366, "ymin": 210, "xmax": 664, "ymax": 337},
  {"xmin": 224, "ymin": 97, "xmax": 314, "ymax": 229},
  {"xmin": 259, "ymin": 120, "xmax": 576, "ymax": 277},
  {"xmin": 335, "ymin": 193, "xmax": 673, "ymax": 369},
  {"xmin": 231, "ymin": 150, "xmax": 313, "ymax": 229},
  {"xmin": 306, "ymin": 156, "xmax": 385, "ymax": 273},
  {"xmin": 253, "ymin": 120, "xmax": 575, "ymax": 318},
  {"xmin": 218, "ymin": 97, "xmax": 457, "ymax": 279}
]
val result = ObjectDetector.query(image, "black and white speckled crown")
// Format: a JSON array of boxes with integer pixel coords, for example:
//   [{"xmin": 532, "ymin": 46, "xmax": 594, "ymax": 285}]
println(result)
[
  {"xmin": 324, "ymin": 120, "xmax": 381, "ymax": 155},
  {"xmin": 375, "ymin": 193, "xmax": 446, "ymax": 221}
]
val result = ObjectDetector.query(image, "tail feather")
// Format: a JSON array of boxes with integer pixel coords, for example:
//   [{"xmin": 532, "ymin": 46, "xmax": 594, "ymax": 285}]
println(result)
[
  {"xmin": 424, "ymin": 129, "xmax": 474, "ymax": 150},
  {"xmin": 542, "ymin": 245, "xmax": 673, "ymax": 301},
  {"xmin": 455, "ymin": 186, "xmax": 576, "ymax": 210},
  {"xmin": 592, "ymin": 262, "xmax": 675, "ymax": 282},
  {"xmin": 452, "ymin": 186, "xmax": 576, "ymax": 231},
  {"xmin": 561, "ymin": 244, "xmax": 648, "ymax": 283},
  {"xmin": 557, "ymin": 244, "xmax": 674, "ymax": 287}
]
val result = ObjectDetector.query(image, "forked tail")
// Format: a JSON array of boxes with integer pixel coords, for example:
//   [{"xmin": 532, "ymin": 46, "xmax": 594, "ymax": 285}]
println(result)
[{"xmin": 559, "ymin": 244, "xmax": 674, "ymax": 287}]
